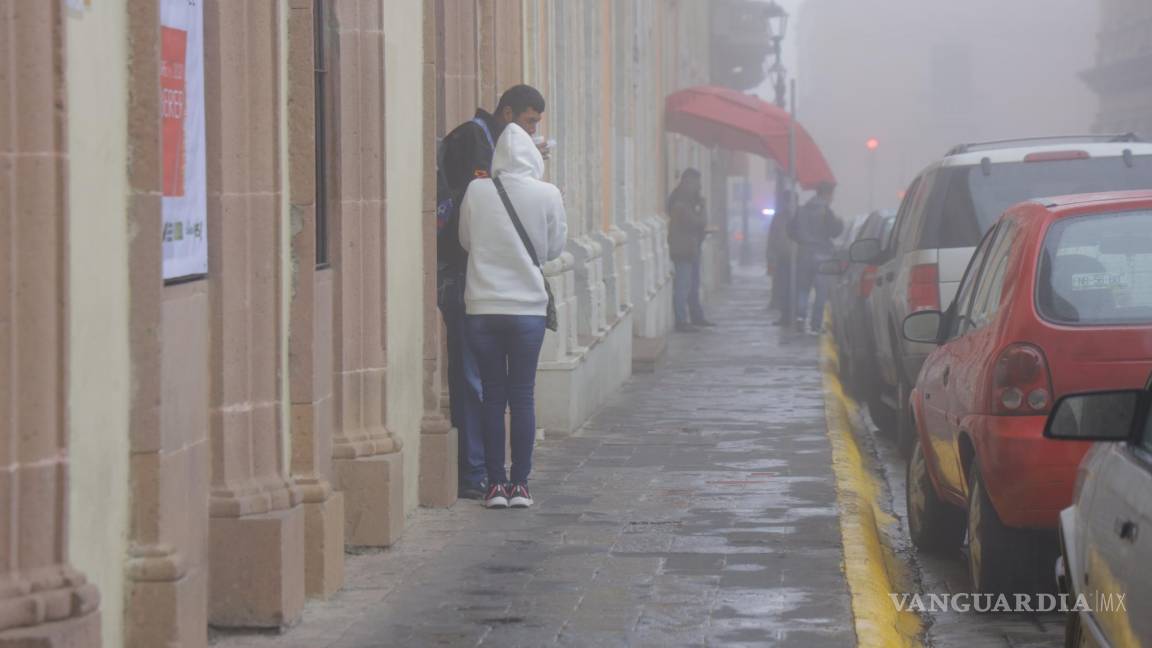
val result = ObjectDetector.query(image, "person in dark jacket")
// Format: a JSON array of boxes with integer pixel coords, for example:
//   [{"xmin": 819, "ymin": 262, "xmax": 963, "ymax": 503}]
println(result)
[
  {"xmin": 667, "ymin": 168, "xmax": 715, "ymax": 332},
  {"xmin": 766, "ymin": 188, "xmax": 794, "ymax": 320},
  {"xmin": 790, "ymin": 181, "xmax": 842, "ymax": 335},
  {"xmin": 436, "ymin": 85, "xmax": 547, "ymax": 499}
]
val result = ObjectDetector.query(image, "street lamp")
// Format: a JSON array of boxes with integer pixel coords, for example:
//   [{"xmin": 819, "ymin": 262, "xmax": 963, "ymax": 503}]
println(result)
[{"xmin": 764, "ymin": 1, "xmax": 789, "ymax": 108}]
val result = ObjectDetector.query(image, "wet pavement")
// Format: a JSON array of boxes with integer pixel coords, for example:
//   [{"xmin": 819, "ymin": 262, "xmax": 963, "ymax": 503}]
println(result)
[
  {"xmin": 846, "ymin": 385, "xmax": 1065, "ymax": 648},
  {"xmin": 212, "ymin": 273, "xmax": 853, "ymax": 647}
]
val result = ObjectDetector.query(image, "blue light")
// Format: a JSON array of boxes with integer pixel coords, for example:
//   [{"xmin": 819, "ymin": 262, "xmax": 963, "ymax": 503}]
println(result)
[{"xmin": 762, "ymin": 208, "xmax": 776, "ymax": 217}]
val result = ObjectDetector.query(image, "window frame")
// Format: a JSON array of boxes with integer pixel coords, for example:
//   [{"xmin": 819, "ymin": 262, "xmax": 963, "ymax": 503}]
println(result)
[
  {"xmin": 946, "ymin": 223, "xmax": 1000, "ymax": 341},
  {"xmin": 314, "ymin": 0, "xmax": 332, "ymax": 268},
  {"xmin": 967, "ymin": 220, "xmax": 1017, "ymax": 331}
]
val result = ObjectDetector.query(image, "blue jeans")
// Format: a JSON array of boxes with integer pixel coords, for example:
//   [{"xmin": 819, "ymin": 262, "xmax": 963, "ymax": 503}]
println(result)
[
  {"xmin": 464, "ymin": 314, "xmax": 547, "ymax": 485},
  {"xmin": 672, "ymin": 258, "xmax": 705, "ymax": 325},
  {"xmin": 439, "ymin": 283, "xmax": 486, "ymax": 488},
  {"xmin": 795, "ymin": 252, "xmax": 829, "ymax": 330}
]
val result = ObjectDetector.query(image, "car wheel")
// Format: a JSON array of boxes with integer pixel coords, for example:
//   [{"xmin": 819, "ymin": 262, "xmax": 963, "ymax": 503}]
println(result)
[
  {"xmin": 967, "ymin": 464, "xmax": 1028, "ymax": 595},
  {"xmin": 869, "ymin": 389, "xmax": 897, "ymax": 437},
  {"xmin": 907, "ymin": 437, "xmax": 965, "ymax": 554}
]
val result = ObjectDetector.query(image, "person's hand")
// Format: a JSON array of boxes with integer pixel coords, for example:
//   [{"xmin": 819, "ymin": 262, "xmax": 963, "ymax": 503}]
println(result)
[{"xmin": 533, "ymin": 137, "xmax": 552, "ymax": 160}]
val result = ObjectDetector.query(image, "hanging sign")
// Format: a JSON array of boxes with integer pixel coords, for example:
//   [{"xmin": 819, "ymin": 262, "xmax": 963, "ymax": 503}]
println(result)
[{"xmin": 160, "ymin": 0, "xmax": 207, "ymax": 280}]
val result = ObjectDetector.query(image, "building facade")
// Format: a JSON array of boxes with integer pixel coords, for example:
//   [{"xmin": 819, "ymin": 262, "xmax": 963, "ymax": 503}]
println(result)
[
  {"xmin": 1083, "ymin": 0, "xmax": 1152, "ymax": 136},
  {"xmin": 0, "ymin": 1, "xmax": 718, "ymax": 647}
]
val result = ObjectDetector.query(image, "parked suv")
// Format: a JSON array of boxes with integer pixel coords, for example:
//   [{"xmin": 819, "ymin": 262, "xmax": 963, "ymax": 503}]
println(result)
[{"xmin": 850, "ymin": 135, "xmax": 1152, "ymax": 453}]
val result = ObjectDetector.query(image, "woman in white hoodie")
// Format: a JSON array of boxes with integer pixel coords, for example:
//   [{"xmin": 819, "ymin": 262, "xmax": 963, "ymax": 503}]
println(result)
[{"xmin": 459, "ymin": 122, "xmax": 567, "ymax": 509}]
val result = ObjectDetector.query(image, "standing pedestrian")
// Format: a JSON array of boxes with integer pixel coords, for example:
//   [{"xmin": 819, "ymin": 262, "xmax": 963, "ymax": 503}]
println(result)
[
  {"xmin": 766, "ymin": 188, "xmax": 794, "ymax": 320},
  {"xmin": 458, "ymin": 122, "xmax": 567, "ymax": 510},
  {"xmin": 667, "ymin": 168, "xmax": 715, "ymax": 332},
  {"xmin": 790, "ymin": 182, "xmax": 841, "ymax": 335},
  {"xmin": 437, "ymin": 85, "xmax": 548, "ymax": 500}
]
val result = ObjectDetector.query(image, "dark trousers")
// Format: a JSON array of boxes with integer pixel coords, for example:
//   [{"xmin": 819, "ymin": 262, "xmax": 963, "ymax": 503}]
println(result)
[
  {"xmin": 672, "ymin": 257, "xmax": 706, "ymax": 325},
  {"xmin": 439, "ymin": 276, "xmax": 486, "ymax": 488},
  {"xmin": 464, "ymin": 314, "xmax": 547, "ymax": 485}
]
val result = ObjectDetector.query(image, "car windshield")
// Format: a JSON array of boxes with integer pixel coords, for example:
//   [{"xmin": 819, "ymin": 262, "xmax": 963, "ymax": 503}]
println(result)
[
  {"xmin": 923, "ymin": 155, "xmax": 1152, "ymax": 248},
  {"xmin": 1037, "ymin": 210, "xmax": 1152, "ymax": 326}
]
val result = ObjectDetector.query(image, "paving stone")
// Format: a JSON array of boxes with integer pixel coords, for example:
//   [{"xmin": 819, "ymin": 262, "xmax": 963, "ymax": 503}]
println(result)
[{"xmin": 211, "ymin": 276, "xmax": 854, "ymax": 648}]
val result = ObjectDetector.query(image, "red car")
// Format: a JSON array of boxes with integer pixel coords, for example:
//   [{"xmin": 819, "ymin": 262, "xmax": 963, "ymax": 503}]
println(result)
[{"xmin": 900, "ymin": 191, "xmax": 1152, "ymax": 594}]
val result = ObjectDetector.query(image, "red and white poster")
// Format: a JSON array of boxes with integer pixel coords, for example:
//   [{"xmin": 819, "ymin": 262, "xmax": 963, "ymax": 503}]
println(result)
[{"xmin": 161, "ymin": 0, "xmax": 206, "ymax": 280}]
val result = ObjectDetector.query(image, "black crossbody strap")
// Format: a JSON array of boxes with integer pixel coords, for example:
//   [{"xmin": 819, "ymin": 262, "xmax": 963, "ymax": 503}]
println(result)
[{"xmin": 493, "ymin": 177, "xmax": 542, "ymax": 267}]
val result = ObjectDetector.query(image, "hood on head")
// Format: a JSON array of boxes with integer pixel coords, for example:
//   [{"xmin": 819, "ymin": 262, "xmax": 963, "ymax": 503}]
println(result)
[{"xmin": 492, "ymin": 122, "xmax": 544, "ymax": 180}]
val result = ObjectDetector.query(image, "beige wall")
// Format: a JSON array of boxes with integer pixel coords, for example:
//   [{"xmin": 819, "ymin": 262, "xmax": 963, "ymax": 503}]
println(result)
[
  {"xmin": 383, "ymin": 0, "xmax": 427, "ymax": 514},
  {"xmin": 65, "ymin": 4, "xmax": 132, "ymax": 648}
]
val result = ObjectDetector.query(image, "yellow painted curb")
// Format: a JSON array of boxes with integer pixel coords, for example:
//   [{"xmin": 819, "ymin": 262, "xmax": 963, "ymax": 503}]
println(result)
[{"xmin": 821, "ymin": 336, "xmax": 923, "ymax": 647}]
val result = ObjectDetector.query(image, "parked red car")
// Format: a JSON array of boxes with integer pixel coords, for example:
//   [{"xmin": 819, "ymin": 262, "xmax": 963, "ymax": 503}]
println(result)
[{"xmin": 900, "ymin": 191, "xmax": 1152, "ymax": 594}]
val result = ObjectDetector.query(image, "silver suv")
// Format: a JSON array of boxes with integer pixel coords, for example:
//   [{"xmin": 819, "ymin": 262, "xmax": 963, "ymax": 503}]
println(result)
[{"xmin": 850, "ymin": 135, "xmax": 1152, "ymax": 453}]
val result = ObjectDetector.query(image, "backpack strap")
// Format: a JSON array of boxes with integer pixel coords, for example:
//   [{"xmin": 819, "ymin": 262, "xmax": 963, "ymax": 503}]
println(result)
[
  {"xmin": 472, "ymin": 116, "xmax": 495, "ymax": 149},
  {"xmin": 492, "ymin": 177, "xmax": 541, "ymax": 267}
]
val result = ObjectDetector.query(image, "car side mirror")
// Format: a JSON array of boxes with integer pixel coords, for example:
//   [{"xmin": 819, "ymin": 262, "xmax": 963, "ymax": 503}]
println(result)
[
  {"xmin": 818, "ymin": 259, "xmax": 846, "ymax": 275},
  {"xmin": 1044, "ymin": 390, "xmax": 1145, "ymax": 442},
  {"xmin": 902, "ymin": 310, "xmax": 943, "ymax": 344},
  {"xmin": 850, "ymin": 238, "xmax": 882, "ymax": 263}
]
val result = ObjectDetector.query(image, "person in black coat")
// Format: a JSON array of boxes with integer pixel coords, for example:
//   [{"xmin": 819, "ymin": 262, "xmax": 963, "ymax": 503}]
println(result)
[{"xmin": 436, "ymin": 85, "xmax": 548, "ymax": 499}]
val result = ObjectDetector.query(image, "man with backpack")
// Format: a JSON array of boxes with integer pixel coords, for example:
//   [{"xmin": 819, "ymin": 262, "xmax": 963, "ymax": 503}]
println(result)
[{"xmin": 436, "ymin": 85, "xmax": 548, "ymax": 499}]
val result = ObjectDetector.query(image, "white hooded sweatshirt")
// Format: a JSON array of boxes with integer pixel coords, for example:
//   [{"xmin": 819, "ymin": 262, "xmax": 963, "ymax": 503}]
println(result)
[{"xmin": 459, "ymin": 123, "xmax": 568, "ymax": 316}]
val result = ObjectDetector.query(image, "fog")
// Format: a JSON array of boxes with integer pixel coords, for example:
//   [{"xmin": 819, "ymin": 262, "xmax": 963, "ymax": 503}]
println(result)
[{"xmin": 785, "ymin": 0, "xmax": 1100, "ymax": 217}]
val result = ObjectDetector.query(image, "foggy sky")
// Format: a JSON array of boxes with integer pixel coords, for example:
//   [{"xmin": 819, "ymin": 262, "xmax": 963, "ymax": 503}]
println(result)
[{"xmin": 769, "ymin": 0, "xmax": 1100, "ymax": 217}]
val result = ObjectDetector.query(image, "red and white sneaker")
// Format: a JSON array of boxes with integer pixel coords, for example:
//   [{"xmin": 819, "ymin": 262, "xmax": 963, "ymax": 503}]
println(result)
[
  {"xmin": 484, "ymin": 483, "xmax": 509, "ymax": 509},
  {"xmin": 508, "ymin": 483, "xmax": 533, "ymax": 509}
]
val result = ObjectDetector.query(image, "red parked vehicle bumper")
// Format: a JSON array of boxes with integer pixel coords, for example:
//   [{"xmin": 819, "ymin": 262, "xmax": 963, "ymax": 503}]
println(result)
[{"xmin": 967, "ymin": 414, "xmax": 1091, "ymax": 529}]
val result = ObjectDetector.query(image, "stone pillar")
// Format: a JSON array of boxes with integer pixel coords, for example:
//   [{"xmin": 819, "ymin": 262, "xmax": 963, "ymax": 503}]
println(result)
[
  {"xmin": 419, "ymin": 0, "xmax": 457, "ymax": 508},
  {"xmin": 329, "ymin": 0, "xmax": 405, "ymax": 549},
  {"xmin": 203, "ymin": 0, "xmax": 305, "ymax": 629},
  {"xmin": 0, "ymin": 1, "xmax": 102, "ymax": 644},
  {"xmin": 121, "ymin": 1, "xmax": 211, "ymax": 646},
  {"xmin": 286, "ymin": 0, "xmax": 345, "ymax": 599}
]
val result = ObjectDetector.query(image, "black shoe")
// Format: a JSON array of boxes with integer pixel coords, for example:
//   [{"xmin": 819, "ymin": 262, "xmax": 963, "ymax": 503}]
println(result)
[
  {"xmin": 675, "ymin": 323, "xmax": 700, "ymax": 333},
  {"xmin": 484, "ymin": 483, "xmax": 510, "ymax": 509},
  {"xmin": 693, "ymin": 319, "xmax": 717, "ymax": 327},
  {"xmin": 458, "ymin": 480, "xmax": 487, "ymax": 500},
  {"xmin": 508, "ymin": 483, "xmax": 533, "ymax": 509}
]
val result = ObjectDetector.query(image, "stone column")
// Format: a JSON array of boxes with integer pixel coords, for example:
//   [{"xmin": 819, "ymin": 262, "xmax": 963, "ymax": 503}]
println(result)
[
  {"xmin": 0, "ymin": 1, "xmax": 102, "ymax": 644},
  {"xmin": 121, "ymin": 1, "xmax": 211, "ymax": 646},
  {"xmin": 419, "ymin": 0, "xmax": 457, "ymax": 508},
  {"xmin": 286, "ymin": 0, "xmax": 345, "ymax": 599},
  {"xmin": 203, "ymin": 0, "xmax": 305, "ymax": 629},
  {"xmin": 329, "ymin": 0, "xmax": 405, "ymax": 549}
]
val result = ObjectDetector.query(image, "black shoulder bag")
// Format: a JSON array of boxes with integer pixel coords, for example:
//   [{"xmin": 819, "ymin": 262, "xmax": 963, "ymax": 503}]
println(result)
[{"xmin": 492, "ymin": 177, "xmax": 559, "ymax": 331}]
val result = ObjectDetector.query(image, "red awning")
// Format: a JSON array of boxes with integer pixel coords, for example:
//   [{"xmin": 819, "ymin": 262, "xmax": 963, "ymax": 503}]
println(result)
[{"xmin": 665, "ymin": 85, "xmax": 836, "ymax": 190}]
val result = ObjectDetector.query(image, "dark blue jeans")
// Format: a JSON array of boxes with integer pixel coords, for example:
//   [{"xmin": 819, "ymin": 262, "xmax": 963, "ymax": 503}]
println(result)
[
  {"xmin": 439, "ymin": 278, "xmax": 486, "ymax": 489},
  {"xmin": 672, "ymin": 257, "xmax": 705, "ymax": 325},
  {"xmin": 464, "ymin": 314, "xmax": 547, "ymax": 485}
]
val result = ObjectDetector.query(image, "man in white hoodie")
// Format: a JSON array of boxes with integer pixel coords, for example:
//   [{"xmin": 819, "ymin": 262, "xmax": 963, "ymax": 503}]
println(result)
[{"xmin": 459, "ymin": 122, "xmax": 567, "ymax": 509}]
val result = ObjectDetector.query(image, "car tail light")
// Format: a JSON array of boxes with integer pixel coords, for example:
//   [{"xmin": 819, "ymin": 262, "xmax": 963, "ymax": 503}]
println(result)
[
  {"xmin": 1023, "ymin": 150, "xmax": 1090, "ymax": 163},
  {"xmin": 906, "ymin": 263, "xmax": 940, "ymax": 313},
  {"xmin": 858, "ymin": 265, "xmax": 879, "ymax": 298},
  {"xmin": 990, "ymin": 343, "xmax": 1054, "ymax": 416}
]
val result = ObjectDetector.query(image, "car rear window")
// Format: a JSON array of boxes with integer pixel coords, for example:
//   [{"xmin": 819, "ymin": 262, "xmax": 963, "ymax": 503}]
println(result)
[
  {"xmin": 920, "ymin": 155, "xmax": 1152, "ymax": 249},
  {"xmin": 1037, "ymin": 210, "xmax": 1152, "ymax": 326}
]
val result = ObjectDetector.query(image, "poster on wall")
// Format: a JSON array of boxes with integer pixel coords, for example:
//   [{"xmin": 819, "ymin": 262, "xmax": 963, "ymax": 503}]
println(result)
[{"xmin": 160, "ymin": 0, "xmax": 207, "ymax": 281}]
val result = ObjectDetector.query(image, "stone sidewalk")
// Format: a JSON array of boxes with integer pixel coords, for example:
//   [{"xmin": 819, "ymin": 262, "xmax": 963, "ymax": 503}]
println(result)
[{"xmin": 212, "ymin": 276, "xmax": 853, "ymax": 647}]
